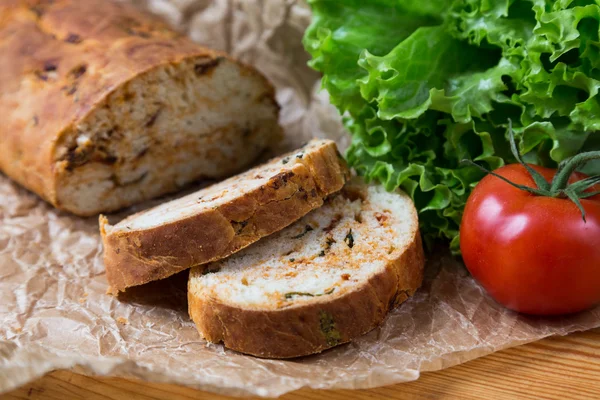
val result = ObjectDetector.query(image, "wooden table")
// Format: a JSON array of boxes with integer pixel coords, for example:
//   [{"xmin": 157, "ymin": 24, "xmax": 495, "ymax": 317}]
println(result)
[{"xmin": 4, "ymin": 328, "xmax": 599, "ymax": 400}]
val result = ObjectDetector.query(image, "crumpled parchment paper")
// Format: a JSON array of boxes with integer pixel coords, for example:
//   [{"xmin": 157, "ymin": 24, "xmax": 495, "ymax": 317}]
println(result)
[{"xmin": 1, "ymin": 0, "xmax": 599, "ymax": 397}]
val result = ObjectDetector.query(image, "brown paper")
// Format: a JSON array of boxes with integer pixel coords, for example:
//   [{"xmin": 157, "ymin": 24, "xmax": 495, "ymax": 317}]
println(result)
[{"xmin": 1, "ymin": 0, "xmax": 599, "ymax": 397}]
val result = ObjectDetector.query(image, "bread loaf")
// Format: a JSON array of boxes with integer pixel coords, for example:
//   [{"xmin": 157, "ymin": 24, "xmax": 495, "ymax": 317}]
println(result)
[
  {"xmin": 101, "ymin": 140, "xmax": 349, "ymax": 293},
  {"xmin": 0, "ymin": 0, "xmax": 281, "ymax": 215},
  {"xmin": 188, "ymin": 178, "xmax": 424, "ymax": 358}
]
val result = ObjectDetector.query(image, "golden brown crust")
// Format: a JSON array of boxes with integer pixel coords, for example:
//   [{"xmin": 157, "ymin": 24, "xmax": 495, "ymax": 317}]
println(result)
[
  {"xmin": 102, "ymin": 141, "xmax": 349, "ymax": 294},
  {"xmin": 0, "ymin": 0, "xmax": 277, "ymax": 214},
  {"xmin": 188, "ymin": 225, "xmax": 424, "ymax": 359}
]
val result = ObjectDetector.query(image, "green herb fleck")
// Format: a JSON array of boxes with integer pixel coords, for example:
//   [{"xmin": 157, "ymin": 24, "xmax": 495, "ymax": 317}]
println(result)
[
  {"xmin": 292, "ymin": 225, "xmax": 313, "ymax": 239},
  {"xmin": 285, "ymin": 292, "xmax": 314, "ymax": 299},
  {"xmin": 289, "ymin": 258, "xmax": 295, "ymax": 262},
  {"xmin": 282, "ymin": 157, "xmax": 290, "ymax": 164},
  {"xmin": 344, "ymin": 229, "xmax": 354, "ymax": 248},
  {"xmin": 296, "ymin": 153, "xmax": 304, "ymax": 159},
  {"xmin": 319, "ymin": 311, "xmax": 341, "ymax": 346},
  {"xmin": 284, "ymin": 288, "xmax": 335, "ymax": 300}
]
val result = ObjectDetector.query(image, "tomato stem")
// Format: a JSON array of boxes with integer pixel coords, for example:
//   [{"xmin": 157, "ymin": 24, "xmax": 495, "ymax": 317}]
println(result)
[
  {"xmin": 550, "ymin": 151, "xmax": 600, "ymax": 192},
  {"xmin": 462, "ymin": 159, "xmax": 550, "ymax": 196},
  {"xmin": 464, "ymin": 120, "xmax": 600, "ymax": 222},
  {"xmin": 507, "ymin": 120, "xmax": 551, "ymax": 192}
]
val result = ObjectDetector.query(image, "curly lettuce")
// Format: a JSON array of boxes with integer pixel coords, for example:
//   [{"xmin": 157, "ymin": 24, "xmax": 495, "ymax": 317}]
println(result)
[{"xmin": 303, "ymin": 0, "xmax": 600, "ymax": 252}]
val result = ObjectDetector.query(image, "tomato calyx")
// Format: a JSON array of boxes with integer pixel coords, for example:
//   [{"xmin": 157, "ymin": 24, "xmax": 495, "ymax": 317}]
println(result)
[{"xmin": 464, "ymin": 120, "xmax": 600, "ymax": 222}]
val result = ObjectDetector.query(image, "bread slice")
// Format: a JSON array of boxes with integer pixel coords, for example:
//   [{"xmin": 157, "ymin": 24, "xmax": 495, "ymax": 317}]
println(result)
[
  {"xmin": 0, "ymin": 0, "xmax": 281, "ymax": 216},
  {"xmin": 101, "ymin": 140, "xmax": 349, "ymax": 294},
  {"xmin": 188, "ymin": 178, "xmax": 424, "ymax": 358}
]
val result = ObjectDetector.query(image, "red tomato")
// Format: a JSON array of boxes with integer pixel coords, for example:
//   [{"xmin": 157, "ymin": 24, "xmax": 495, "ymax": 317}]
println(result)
[{"xmin": 460, "ymin": 164, "xmax": 600, "ymax": 315}]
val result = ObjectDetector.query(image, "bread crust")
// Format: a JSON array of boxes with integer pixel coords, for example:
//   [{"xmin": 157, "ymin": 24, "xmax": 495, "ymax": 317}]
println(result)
[
  {"xmin": 101, "ymin": 140, "xmax": 349, "ymax": 293},
  {"xmin": 0, "ymin": 0, "xmax": 278, "ymax": 215},
  {"xmin": 188, "ymin": 193, "xmax": 425, "ymax": 359}
]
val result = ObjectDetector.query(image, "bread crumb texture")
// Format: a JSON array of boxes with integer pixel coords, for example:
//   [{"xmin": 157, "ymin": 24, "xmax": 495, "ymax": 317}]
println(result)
[
  {"xmin": 101, "ymin": 140, "xmax": 349, "ymax": 293},
  {"xmin": 192, "ymin": 179, "xmax": 418, "ymax": 310},
  {"xmin": 0, "ymin": 0, "xmax": 280, "ymax": 215},
  {"xmin": 188, "ymin": 178, "xmax": 424, "ymax": 358}
]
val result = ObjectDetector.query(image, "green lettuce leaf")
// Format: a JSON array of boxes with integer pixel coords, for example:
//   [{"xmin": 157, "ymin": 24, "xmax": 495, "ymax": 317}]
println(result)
[
  {"xmin": 358, "ymin": 26, "xmax": 485, "ymax": 120},
  {"xmin": 303, "ymin": 0, "xmax": 440, "ymax": 115},
  {"xmin": 304, "ymin": 0, "xmax": 600, "ymax": 253}
]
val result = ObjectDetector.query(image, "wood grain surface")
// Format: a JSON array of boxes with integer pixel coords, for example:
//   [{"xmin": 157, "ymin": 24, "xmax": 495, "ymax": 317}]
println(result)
[{"xmin": 4, "ymin": 328, "xmax": 599, "ymax": 400}]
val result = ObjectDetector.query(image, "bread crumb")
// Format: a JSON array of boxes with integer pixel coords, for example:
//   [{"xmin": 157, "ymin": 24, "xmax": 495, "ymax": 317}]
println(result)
[
  {"xmin": 375, "ymin": 212, "xmax": 388, "ymax": 224},
  {"xmin": 341, "ymin": 274, "xmax": 351, "ymax": 280},
  {"xmin": 117, "ymin": 317, "xmax": 128, "ymax": 325},
  {"xmin": 241, "ymin": 277, "xmax": 248, "ymax": 286}
]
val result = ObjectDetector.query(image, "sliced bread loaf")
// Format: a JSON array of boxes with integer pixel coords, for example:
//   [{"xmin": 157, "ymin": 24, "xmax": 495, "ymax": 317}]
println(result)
[
  {"xmin": 188, "ymin": 178, "xmax": 424, "ymax": 358},
  {"xmin": 101, "ymin": 140, "xmax": 349, "ymax": 293},
  {"xmin": 0, "ymin": 0, "xmax": 281, "ymax": 216}
]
